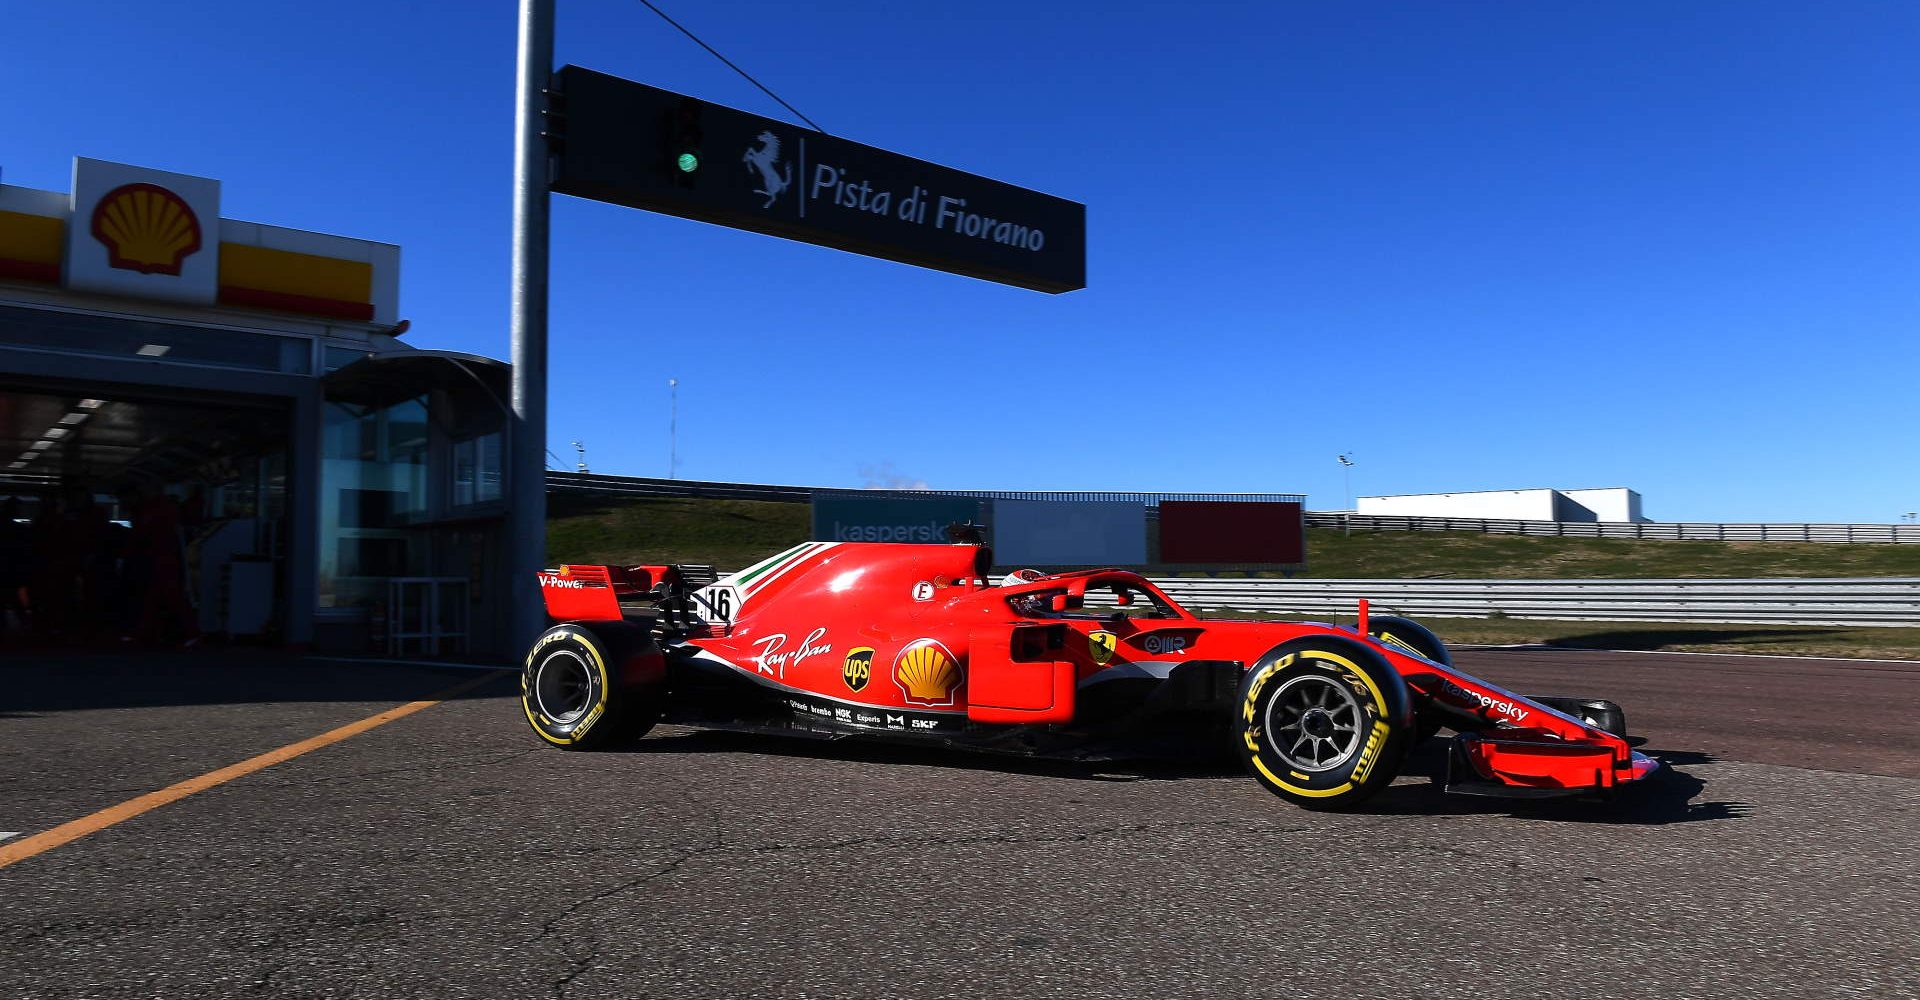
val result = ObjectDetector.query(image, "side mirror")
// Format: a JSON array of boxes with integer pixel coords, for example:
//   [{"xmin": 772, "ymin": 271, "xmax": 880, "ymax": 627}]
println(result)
[{"xmin": 1113, "ymin": 591, "xmax": 1133, "ymax": 607}]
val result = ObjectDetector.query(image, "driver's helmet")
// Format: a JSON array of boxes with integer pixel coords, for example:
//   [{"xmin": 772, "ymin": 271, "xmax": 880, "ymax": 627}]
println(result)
[{"xmin": 1002, "ymin": 568, "xmax": 1046, "ymax": 586}]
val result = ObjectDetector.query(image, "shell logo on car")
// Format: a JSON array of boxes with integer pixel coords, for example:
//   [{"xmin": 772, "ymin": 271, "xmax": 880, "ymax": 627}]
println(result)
[
  {"xmin": 893, "ymin": 639, "xmax": 960, "ymax": 707},
  {"xmin": 90, "ymin": 182, "xmax": 202, "ymax": 276}
]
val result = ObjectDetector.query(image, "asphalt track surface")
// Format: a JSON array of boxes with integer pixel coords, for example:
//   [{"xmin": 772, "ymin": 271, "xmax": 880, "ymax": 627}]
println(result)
[{"xmin": 2, "ymin": 647, "xmax": 1916, "ymax": 1000}]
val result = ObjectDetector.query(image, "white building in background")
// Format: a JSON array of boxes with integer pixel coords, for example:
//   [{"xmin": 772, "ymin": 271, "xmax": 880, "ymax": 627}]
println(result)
[{"xmin": 1357, "ymin": 488, "xmax": 1648, "ymax": 523}]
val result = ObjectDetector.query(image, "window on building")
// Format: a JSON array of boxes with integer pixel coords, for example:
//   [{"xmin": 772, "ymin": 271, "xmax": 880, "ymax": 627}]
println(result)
[
  {"xmin": 451, "ymin": 432, "xmax": 504, "ymax": 507},
  {"xmin": 323, "ymin": 344, "xmax": 371, "ymax": 373},
  {"xmin": 318, "ymin": 395, "xmax": 430, "ymax": 608}
]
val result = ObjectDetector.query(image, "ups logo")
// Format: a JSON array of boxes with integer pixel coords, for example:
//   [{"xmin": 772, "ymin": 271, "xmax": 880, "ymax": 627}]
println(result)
[{"xmin": 842, "ymin": 647, "xmax": 875, "ymax": 693}]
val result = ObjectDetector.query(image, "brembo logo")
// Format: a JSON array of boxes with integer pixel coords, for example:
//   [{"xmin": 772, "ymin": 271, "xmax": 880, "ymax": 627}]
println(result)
[{"xmin": 1440, "ymin": 679, "xmax": 1530, "ymax": 723}]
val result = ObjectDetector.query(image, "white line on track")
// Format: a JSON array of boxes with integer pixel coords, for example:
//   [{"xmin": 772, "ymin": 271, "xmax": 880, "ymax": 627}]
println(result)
[{"xmin": 0, "ymin": 833, "xmax": 19, "ymax": 842}]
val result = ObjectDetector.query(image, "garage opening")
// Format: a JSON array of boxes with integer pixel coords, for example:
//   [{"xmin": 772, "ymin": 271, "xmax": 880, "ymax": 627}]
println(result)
[{"xmin": 0, "ymin": 380, "xmax": 289, "ymax": 647}]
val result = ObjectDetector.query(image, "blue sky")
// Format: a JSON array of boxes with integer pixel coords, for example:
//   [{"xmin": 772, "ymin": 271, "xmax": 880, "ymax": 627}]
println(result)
[{"xmin": 4, "ymin": 1, "xmax": 1917, "ymax": 521}]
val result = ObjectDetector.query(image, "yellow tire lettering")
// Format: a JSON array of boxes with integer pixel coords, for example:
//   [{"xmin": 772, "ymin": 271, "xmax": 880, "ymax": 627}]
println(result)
[
  {"xmin": 1243, "ymin": 646, "xmax": 1397, "ymax": 801},
  {"xmin": 1350, "ymin": 720, "xmax": 1388, "ymax": 783},
  {"xmin": 572, "ymin": 700, "xmax": 606, "ymax": 741},
  {"xmin": 522, "ymin": 630, "xmax": 614, "ymax": 747},
  {"xmin": 1252, "ymin": 756, "xmax": 1354, "ymax": 798}
]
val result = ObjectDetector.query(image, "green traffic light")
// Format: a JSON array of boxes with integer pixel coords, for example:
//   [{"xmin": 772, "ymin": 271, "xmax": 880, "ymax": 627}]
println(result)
[{"xmin": 677, "ymin": 152, "xmax": 700, "ymax": 173}]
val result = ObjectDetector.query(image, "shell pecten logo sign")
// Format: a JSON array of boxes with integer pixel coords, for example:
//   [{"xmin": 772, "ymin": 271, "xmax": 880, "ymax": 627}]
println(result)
[
  {"xmin": 893, "ymin": 639, "xmax": 961, "ymax": 707},
  {"xmin": 90, "ymin": 182, "xmax": 203, "ymax": 276}
]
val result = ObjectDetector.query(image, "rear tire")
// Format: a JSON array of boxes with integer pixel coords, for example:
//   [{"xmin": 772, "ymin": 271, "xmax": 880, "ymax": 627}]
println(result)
[
  {"xmin": 522, "ymin": 623, "xmax": 665, "ymax": 750},
  {"xmin": 1367, "ymin": 614, "xmax": 1455, "ymax": 741},
  {"xmin": 1234, "ymin": 636, "xmax": 1414, "ymax": 810}
]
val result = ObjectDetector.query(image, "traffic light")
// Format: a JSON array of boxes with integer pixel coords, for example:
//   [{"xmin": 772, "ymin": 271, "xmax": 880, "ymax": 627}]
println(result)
[{"xmin": 668, "ymin": 98, "xmax": 703, "ymax": 187}]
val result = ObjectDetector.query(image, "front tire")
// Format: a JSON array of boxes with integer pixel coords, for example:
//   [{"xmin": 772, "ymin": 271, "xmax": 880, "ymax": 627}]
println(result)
[
  {"xmin": 1366, "ymin": 614, "xmax": 1456, "ymax": 741},
  {"xmin": 522, "ymin": 623, "xmax": 664, "ymax": 750},
  {"xmin": 1234, "ymin": 637, "xmax": 1414, "ymax": 810}
]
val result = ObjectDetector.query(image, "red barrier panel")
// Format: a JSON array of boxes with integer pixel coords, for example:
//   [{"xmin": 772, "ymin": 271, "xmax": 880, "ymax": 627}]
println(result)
[{"xmin": 1159, "ymin": 501, "xmax": 1304, "ymax": 564}]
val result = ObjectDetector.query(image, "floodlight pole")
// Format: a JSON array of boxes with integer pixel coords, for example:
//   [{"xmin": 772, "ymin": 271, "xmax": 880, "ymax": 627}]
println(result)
[
  {"xmin": 1337, "ymin": 453, "xmax": 1355, "ymax": 536},
  {"xmin": 509, "ymin": 0, "xmax": 556, "ymax": 651}
]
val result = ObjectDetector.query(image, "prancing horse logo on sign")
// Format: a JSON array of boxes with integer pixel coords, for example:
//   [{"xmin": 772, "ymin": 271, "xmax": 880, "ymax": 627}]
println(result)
[{"xmin": 743, "ymin": 131, "xmax": 791, "ymax": 209}]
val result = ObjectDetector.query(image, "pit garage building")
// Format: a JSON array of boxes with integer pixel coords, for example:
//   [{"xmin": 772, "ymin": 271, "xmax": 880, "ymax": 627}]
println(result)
[
  {"xmin": 1357, "ymin": 487, "xmax": 1649, "ymax": 523},
  {"xmin": 0, "ymin": 158, "xmax": 512, "ymax": 656}
]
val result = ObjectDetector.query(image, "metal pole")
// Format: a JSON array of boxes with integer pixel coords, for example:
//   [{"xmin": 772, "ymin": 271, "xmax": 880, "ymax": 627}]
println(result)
[
  {"xmin": 509, "ymin": 0, "xmax": 555, "ymax": 651},
  {"xmin": 668, "ymin": 378, "xmax": 678, "ymax": 478}
]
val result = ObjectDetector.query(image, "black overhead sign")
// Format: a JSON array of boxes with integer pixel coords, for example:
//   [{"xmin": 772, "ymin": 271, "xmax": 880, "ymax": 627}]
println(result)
[{"xmin": 549, "ymin": 66, "xmax": 1086, "ymax": 294}]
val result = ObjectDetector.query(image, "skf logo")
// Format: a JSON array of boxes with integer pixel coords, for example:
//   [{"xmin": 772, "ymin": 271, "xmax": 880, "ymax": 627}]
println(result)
[
  {"xmin": 893, "ymin": 639, "xmax": 960, "ymax": 707},
  {"xmin": 841, "ymin": 647, "xmax": 874, "ymax": 693},
  {"xmin": 90, "ymin": 183, "xmax": 202, "ymax": 275}
]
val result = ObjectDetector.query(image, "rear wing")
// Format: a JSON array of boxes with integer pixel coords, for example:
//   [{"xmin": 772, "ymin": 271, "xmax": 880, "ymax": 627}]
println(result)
[{"xmin": 538, "ymin": 563, "xmax": 718, "ymax": 622}]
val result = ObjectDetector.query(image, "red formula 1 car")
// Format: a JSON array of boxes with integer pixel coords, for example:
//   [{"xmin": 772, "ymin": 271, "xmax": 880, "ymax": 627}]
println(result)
[{"xmin": 522, "ymin": 540, "xmax": 1660, "ymax": 809}]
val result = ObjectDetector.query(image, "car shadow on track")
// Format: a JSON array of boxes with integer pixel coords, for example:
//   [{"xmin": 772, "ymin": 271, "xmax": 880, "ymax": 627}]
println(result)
[
  {"xmin": 623, "ymin": 728, "xmax": 1246, "ymax": 783},
  {"xmin": 1351, "ymin": 741, "xmax": 1749, "ymax": 825},
  {"xmin": 625, "ymin": 728, "xmax": 1749, "ymax": 824}
]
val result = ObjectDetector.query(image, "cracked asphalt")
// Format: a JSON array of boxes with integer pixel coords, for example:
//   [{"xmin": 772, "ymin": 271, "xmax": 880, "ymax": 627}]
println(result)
[{"xmin": 2, "ymin": 648, "xmax": 1916, "ymax": 1000}]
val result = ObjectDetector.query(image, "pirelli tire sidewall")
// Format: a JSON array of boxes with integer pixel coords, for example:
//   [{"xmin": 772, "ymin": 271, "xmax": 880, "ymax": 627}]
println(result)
[
  {"xmin": 1235, "ymin": 637, "xmax": 1415, "ymax": 810},
  {"xmin": 522, "ymin": 623, "xmax": 664, "ymax": 750}
]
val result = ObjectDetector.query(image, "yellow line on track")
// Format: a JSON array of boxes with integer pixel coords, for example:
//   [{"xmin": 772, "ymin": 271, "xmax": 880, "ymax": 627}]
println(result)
[{"xmin": 0, "ymin": 669, "xmax": 511, "ymax": 871}]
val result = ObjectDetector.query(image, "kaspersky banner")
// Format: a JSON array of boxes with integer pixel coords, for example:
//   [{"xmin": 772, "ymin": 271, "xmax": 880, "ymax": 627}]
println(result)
[
  {"xmin": 812, "ymin": 493, "xmax": 985, "ymax": 545},
  {"xmin": 549, "ymin": 66, "xmax": 1085, "ymax": 294}
]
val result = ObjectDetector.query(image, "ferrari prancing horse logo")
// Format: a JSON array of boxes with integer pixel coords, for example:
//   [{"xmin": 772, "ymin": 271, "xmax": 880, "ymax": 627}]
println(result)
[{"xmin": 1088, "ymin": 631, "xmax": 1117, "ymax": 666}]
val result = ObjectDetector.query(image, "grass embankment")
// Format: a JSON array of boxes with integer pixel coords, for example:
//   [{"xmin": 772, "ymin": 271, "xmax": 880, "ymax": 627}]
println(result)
[
  {"xmin": 1350, "ymin": 616, "xmax": 1917, "ymax": 661},
  {"xmin": 1293, "ymin": 527, "xmax": 1920, "ymax": 579},
  {"xmin": 551, "ymin": 498, "xmax": 1920, "ymax": 581},
  {"xmin": 547, "ymin": 495, "xmax": 807, "ymax": 569},
  {"xmin": 545, "ymin": 496, "xmax": 1920, "ymax": 659}
]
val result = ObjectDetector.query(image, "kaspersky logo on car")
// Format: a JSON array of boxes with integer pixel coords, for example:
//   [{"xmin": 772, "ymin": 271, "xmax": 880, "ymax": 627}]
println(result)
[{"xmin": 1440, "ymin": 678, "xmax": 1530, "ymax": 723}]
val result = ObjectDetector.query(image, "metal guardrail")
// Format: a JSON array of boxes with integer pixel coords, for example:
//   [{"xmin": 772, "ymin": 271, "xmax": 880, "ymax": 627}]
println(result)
[
  {"xmin": 1304, "ymin": 512, "xmax": 1920, "ymax": 544},
  {"xmin": 548, "ymin": 472, "xmax": 813, "ymax": 503},
  {"xmin": 1137, "ymin": 577, "xmax": 1920, "ymax": 627}
]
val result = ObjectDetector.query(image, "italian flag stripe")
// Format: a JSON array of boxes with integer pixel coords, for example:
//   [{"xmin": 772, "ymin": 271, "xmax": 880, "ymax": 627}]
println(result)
[
  {"xmin": 734, "ymin": 543, "xmax": 811, "ymax": 586},
  {"xmin": 737, "ymin": 542, "xmax": 824, "ymax": 591}
]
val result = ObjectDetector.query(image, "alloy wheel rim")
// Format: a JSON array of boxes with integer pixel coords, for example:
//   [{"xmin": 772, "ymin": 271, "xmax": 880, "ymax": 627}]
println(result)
[
  {"xmin": 535, "ymin": 650, "xmax": 593, "ymax": 725},
  {"xmin": 1264, "ymin": 672, "xmax": 1364, "ymax": 772}
]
